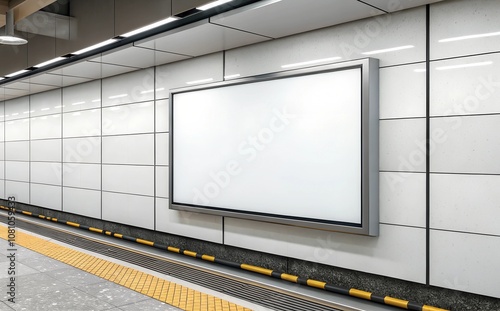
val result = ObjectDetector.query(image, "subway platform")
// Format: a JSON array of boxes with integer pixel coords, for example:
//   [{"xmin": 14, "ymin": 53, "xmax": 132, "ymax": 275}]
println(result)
[{"xmin": 0, "ymin": 210, "xmax": 436, "ymax": 311}]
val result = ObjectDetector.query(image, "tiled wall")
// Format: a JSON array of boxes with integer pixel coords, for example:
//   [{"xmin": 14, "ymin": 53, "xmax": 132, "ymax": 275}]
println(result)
[
  {"xmin": 0, "ymin": 0, "xmax": 498, "ymax": 299},
  {"xmin": 428, "ymin": 0, "xmax": 500, "ymax": 299}
]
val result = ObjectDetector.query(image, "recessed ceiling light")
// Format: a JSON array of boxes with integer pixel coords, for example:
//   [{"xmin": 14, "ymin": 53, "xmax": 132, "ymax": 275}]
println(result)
[
  {"xmin": 5, "ymin": 69, "xmax": 30, "ymax": 78},
  {"xmin": 34, "ymin": 57, "xmax": 67, "ymax": 68},
  {"xmin": 121, "ymin": 17, "xmax": 179, "ymax": 37},
  {"xmin": 73, "ymin": 39, "xmax": 119, "ymax": 55},
  {"xmin": 197, "ymin": 0, "xmax": 233, "ymax": 11}
]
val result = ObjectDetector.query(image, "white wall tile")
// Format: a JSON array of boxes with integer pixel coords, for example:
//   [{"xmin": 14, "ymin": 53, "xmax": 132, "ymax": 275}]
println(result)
[
  {"xmin": 62, "ymin": 163, "xmax": 100, "ymax": 190},
  {"xmin": 31, "ymin": 162, "xmax": 62, "ymax": 186},
  {"xmin": 379, "ymin": 119, "xmax": 426, "ymax": 172},
  {"xmin": 5, "ymin": 181, "xmax": 29, "ymax": 203},
  {"xmin": 430, "ymin": 53, "xmax": 500, "ymax": 117},
  {"xmin": 63, "ymin": 137, "xmax": 101, "ymax": 163},
  {"xmin": 156, "ymin": 166, "xmax": 169, "ymax": 198},
  {"xmin": 225, "ymin": 219, "xmax": 426, "ymax": 283},
  {"xmin": 0, "ymin": 122, "xmax": 4, "ymax": 141},
  {"xmin": 102, "ymin": 134, "xmax": 154, "ymax": 165},
  {"xmin": 0, "ymin": 161, "xmax": 4, "ymax": 179},
  {"xmin": 224, "ymin": 7, "xmax": 425, "ymax": 78},
  {"xmin": 5, "ymin": 161, "xmax": 29, "ymax": 182},
  {"xmin": 379, "ymin": 172, "xmax": 426, "ymax": 227},
  {"xmin": 63, "ymin": 110, "xmax": 101, "ymax": 138},
  {"xmin": 5, "ymin": 141, "xmax": 29, "ymax": 161},
  {"xmin": 30, "ymin": 183, "xmax": 62, "ymax": 210},
  {"xmin": 155, "ymin": 53, "xmax": 223, "ymax": 99},
  {"xmin": 102, "ymin": 68, "xmax": 155, "ymax": 107},
  {"xmin": 5, "ymin": 119, "xmax": 29, "ymax": 141},
  {"xmin": 102, "ymin": 192, "xmax": 154, "ymax": 229},
  {"xmin": 102, "ymin": 101, "xmax": 154, "ymax": 135},
  {"xmin": 155, "ymin": 99, "xmax": 169, "ymax": 132},
  {"xmin": 431, "ymin": 174, "xmax": 500, "ymax": 236},
  {"xmin": 431, "ymin": 115, "xmax": 500, "ymax": 174},
  {"xmin": 31, "ymin": 139, "xmax": 62, "ymax": 162},
  {"xmin": 155, "ymin": 133, "xmax": 169, "ymax": 165},
  {"xmin": 430, "ymin": 230, "xmax": 500, "ymax": 298},
  {"xmin": 30, "ymin": 115, "xmax": 62, "ymax": 140},
  {"xmin": 63, "ymin": 187, "xmax": 101, "ymax": 219},
  {"xmin": 102, "ymin": 165, "xmax": 154, "ymax": 196},
  {"xmin": 380, "ymin": 63, "xmax": 426, "ymax": 119},
  {"xmin": 0, "ymin": 180, "xmax": 4, "ymax": 199},
  {"xmin": 0, "ymin": 143, "xmax": 3, "ymax": 161},
  {"xmin": 30, "ymin": 89, "xmax": 62, "ymax": 117},
  {"xmin": 0, "ymin": 102, "xmax": 4, "ymax": 122},
  {"xmin": 430, "ymin": 0, "xmax": 500, "ymax": 60},
  {"xmin": 63, "ymin": 80, "xmax": 101, "ymax": 113},
  {"xmin": 5, "ymin": 97, "xmax": 29, "ymax": 121},
  {"xmin": 156, "ymin": 198, "xmax": 222, "ymax": 243}
]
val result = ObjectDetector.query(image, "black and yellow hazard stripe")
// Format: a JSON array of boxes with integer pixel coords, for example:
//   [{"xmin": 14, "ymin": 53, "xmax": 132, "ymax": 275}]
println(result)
[{"xmin": 0, "ymin": 205, "xmax": 449, "ymax": 311}]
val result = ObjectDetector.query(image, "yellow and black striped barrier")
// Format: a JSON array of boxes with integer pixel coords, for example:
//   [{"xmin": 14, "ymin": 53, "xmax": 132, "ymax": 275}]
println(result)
[{"xmin": 0, "ymin": 205, "xmax": 449, "ymax": 311}]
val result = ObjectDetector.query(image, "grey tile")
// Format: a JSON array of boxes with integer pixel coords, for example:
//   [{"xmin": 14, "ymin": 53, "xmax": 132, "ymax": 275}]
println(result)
[
  {"xmin": 0, "ymin": 262, "xmax": 39, "ymax": 277},
  {"xmin": 0, "ymin": 272, "xmax": 71, "ymax": 300},
  {"xmin": 76, "ymin": 282, "xmax": 150, "ymax": 307},
  {"xmin": 120, "ymin": 299, "xmax": 182, "ymax": 311},
  {"xmin": 10, "ymin": 287, "xmax": 116, "ymax": 311},
  {"xmin": 46, "ymin": 267, "xmax": 105, "ymax": 287},
  {"xmin": 0, "ymin": 301, "xmax": 15, "ymax": 311},
  {"xmin": 20, "ymin": 255, "xmax": 70, "ymax": 272}
]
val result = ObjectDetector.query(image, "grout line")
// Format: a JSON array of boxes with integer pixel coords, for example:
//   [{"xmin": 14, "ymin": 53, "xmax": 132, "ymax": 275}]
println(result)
[{"xmin": 425, "ymin": 4, "xmax": 431, "ymax": 286}]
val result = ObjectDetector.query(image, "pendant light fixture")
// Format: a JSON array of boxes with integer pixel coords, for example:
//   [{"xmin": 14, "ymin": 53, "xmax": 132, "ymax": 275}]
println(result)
[{"xmin": 0, "ymin": 10, "xmax": 28, "ymax": 45}]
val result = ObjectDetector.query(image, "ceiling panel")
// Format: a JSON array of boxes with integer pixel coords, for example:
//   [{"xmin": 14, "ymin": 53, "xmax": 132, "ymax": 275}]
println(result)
[
  {"xmin": 49, "ymin": 61, "xmax": 138, "ymax": 80},
  {"xmin": 25, "ymin": 84, "xmax": 59, "ymax": 94},
  {"xmin": 99, "ymin": 45, "xmax": 191, "ymax": 68},
  {"xmin": 360, "ymin": 0, "xmax": 444, "ymax": 12},
  {"xmin": 211, "ymin": 0, "xmax": 385, "ymax": 39},
  {"xmin": 27, "ymin": 73, "xmax": 65, "ymax": 87},
  {"xmin": 136, "ymin": 19, "xmax": 270, "ymax": 57}
]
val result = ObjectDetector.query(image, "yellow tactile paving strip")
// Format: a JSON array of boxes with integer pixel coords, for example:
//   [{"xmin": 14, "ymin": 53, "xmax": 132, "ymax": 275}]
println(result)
[{"xmin": 0, "ymin": 225, "xmax": 251, "ymax": 311}]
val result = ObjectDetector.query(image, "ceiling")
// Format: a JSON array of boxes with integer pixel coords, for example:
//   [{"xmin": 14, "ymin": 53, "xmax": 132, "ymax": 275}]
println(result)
[{"xmin": 0, "ymin": 0, "xmax": 443, "ymax": 101}]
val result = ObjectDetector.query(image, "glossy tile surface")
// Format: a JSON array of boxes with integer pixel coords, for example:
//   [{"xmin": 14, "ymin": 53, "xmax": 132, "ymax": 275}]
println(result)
[
  {"xmin": 102, "ymin": 134, "xmax": 154, "ymax": 165},
  {"xmin": 431, "ymin": 115, "xmax": 500, "ymax": 174}
]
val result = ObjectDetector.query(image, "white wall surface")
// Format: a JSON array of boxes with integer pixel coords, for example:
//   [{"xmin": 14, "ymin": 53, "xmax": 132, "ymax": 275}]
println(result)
[{"xmin": 0, "ymin": 0, "xmax": 498, "ymax": 299}]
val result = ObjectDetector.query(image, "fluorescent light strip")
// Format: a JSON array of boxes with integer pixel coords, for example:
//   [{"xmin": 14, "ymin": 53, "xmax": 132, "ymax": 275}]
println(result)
[
  {"xmin": 109, "ymin": 94, "xmax": 128, "ymax": 99},
  {"xmin": 73, "ymin": 39, "xmax": 118, "ymax": 55},
  {"xmin": 186, "ymin": 78, "xmax": 213, "ymax": 85},
  {"xmin": 5, "ymin": 69, "xmax": 29, "ymax": 77},
  {"xmin": 439, "ymin": 31, "xmax": 500, "ymax": 43},
  {"xmin": 197, "ymin": 0, "xmax": 232, "ymax": 10},
  {"xmin": 281, "ymin": 56, "xmax": 342, "ymax": 69},
  {"xmin": 224, "ymin": 74, "xmax": 240, "ymax": 79},
  {"xmin": 121, "ymin": 17, "xmax": 178, "ymax": 37},
  {"xmin": 436, "ymin": 61, "xmax": 493, "ymax": 71},
  {"xmin": 362, "ymin": 45, "xmax": 414, "ymax": 55},
  {"xmin": 34, "ymin": 57, "xmax": 67, "ymax": 68}
]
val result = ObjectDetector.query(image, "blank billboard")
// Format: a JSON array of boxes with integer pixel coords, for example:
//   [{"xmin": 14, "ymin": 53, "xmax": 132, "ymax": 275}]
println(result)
[{"xmin": 170, "ymin": 58, "xmax": 379, "ymax": 236}]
